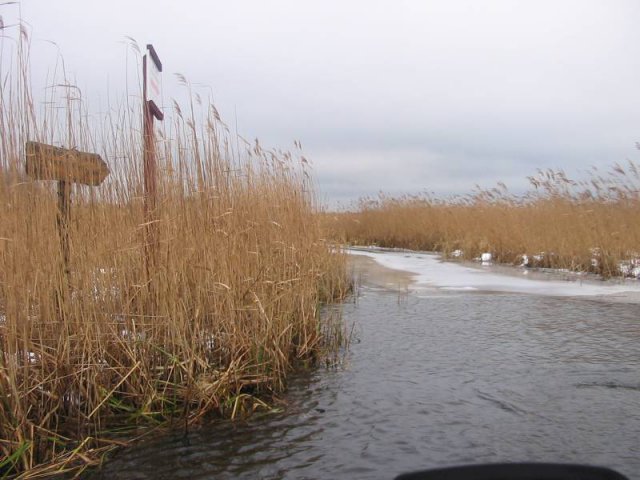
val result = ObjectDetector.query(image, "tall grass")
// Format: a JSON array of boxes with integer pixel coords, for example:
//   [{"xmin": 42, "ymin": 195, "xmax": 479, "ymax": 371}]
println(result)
[
  {"xmin": 325, "ymin": 166, "xmax": 640, "ymax": 278},
  {"xmin": 0, "ymin": 26, "xmax": 349, "ymax": 477}
]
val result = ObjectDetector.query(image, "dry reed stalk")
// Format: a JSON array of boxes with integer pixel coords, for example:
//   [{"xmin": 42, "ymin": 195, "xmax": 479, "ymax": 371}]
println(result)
[{"xmin": 0, "ymin": 22, "xmax": 350, "ymax": 477}]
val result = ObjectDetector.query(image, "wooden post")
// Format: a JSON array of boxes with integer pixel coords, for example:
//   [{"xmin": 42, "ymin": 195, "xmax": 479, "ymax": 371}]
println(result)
[
  {"xmin": 143, "ymin": 45, "xmax": 163, "ymax": 276},
  {"xmin": 143, "ymin": 69, "xmax": 157, "ymax": 273},
  {"xmin": 57, "ymin": 180, "xmax": 71, "ymax": 279}
]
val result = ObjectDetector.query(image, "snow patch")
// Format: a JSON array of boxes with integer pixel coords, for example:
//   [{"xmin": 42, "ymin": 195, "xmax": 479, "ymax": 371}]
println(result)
[
  {"xmin": 349, "ymin": 248, "xmax": 640, "ymax": 298},
  {"xmin": 618, "ymin": 259, "xmax": 640, "ymax": 278}
]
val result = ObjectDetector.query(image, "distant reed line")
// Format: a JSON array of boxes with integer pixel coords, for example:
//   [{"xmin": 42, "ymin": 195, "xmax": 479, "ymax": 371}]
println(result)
[{"xmin": 324, "ymin": 165, "xmax": 640, "ymax": 278}]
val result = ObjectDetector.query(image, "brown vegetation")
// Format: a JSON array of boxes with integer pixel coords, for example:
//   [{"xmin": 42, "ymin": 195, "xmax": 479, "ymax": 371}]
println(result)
[
  {"xmin": 0, "ymin": 30, "xmax": 349, "ymax": 476},
  {"xmin": 324, "ymin": 166, "xmax": 640, "ymax": 278}
]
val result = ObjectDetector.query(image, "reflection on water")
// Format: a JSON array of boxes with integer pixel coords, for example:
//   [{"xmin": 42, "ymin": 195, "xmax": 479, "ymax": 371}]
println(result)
[{"xmin": 91, "ymin": 261, "xmax": 640, "ymax": 480}]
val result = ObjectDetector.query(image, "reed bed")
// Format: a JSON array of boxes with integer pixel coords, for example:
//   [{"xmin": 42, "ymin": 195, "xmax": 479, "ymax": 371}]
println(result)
[
  {"xmin": 325, "ymin": 166, "xmax": 640, "ymax": 278},
  {"xmin": 0, "ymin": 29, "xmax": 349, "ymax": 477}
]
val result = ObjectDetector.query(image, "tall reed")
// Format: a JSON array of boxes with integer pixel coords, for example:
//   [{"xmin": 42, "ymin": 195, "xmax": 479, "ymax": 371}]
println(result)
[
  {"xmin": 325, "ymin": 166, "xmax": 640, "ymax": 278},
  {"xmin": 0, "ymin": 26, "xmax": 349, "ymax": 477}
]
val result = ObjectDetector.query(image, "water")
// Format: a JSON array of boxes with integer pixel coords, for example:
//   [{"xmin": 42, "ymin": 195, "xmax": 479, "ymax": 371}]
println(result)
[{"xmin": 92, "ymin": 256, "xmax": 640, "ymax": 479}]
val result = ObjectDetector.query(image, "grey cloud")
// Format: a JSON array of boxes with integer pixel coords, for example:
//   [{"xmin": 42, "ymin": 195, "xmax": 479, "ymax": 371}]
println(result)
[{"xmin": 10, "ymin": 0, "xmax": 640, "ymax": 206}]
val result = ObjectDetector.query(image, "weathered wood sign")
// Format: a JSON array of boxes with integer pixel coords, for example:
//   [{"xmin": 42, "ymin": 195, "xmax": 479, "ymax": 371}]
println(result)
[
  {"xmin": 25, "ymin": 141, "xmax": 110, "ymax": 282},
  {"xmin": 25, "ymin": 141, "xmax": 110, "ymax": 186},
  {"xmin": 144, "ymin": 44, "xmax": 163, "ymax": 121}
]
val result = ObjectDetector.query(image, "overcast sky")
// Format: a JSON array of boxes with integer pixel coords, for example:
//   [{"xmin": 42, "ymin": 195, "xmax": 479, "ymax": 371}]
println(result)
[{"xmin": 7, "ymin": 1, "xmax": 640, "ymax": 207}]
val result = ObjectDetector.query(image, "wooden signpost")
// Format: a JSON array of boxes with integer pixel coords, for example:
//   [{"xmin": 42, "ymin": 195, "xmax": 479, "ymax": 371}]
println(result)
[
  {"xmin": 26, "ymin": 141, "xmax": 110, "ymax": 186},
  {"xmin": 25, "ymin": 141, "xmax": 110, "ymax": 277},
  {"xmin": 143, "ymin": 44, "xmax": 163, "ymax": 274},
  {"xmin": 144, "ymin": 44, "xmax": 163, "ymax": 122}
]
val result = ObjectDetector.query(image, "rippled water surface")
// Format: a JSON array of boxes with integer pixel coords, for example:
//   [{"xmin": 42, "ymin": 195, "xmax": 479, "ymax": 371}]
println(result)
[{"xmin": 92, "ymin": 257, "xmax": 640, "ymax": 479}]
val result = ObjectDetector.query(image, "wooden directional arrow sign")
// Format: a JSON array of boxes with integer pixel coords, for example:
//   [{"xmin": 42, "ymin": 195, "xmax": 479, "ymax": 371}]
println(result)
[{"xmin": 25, "ymin": 141, "xmax": 110, "ymax": 186}]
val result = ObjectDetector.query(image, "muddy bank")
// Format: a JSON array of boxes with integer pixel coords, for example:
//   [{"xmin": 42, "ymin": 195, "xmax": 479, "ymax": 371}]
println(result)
[{"xmin": 348, "ymin": 254, "xmax": 414, "ymax": 291}]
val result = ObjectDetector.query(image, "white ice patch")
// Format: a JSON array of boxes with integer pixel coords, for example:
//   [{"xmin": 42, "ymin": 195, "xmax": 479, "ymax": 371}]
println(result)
[
  {"xmin": 618, "ymin": 259, "xmax": 640, "ymax": 278},
  {"xmin": 349, "ymin": 248, "xmax": 640, "ymax": 298}
]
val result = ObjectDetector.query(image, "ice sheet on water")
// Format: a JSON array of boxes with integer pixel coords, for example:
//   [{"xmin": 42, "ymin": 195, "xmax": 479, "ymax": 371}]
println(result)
[{"xmin": 348, "ymin": 247, "xmax": 640, "ymax": 298}]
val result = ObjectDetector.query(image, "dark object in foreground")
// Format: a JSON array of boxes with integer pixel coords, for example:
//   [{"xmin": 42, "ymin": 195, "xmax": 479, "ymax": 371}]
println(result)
[{"xmin": 395, "ymin": 463, "xmax": 629, "ymax": 480}]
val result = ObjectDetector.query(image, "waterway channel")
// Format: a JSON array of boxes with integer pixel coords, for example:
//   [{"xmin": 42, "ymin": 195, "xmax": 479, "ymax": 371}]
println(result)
[{"xmin": 92, "ymin": 251, "xmax": 640, "ymax": 479}]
